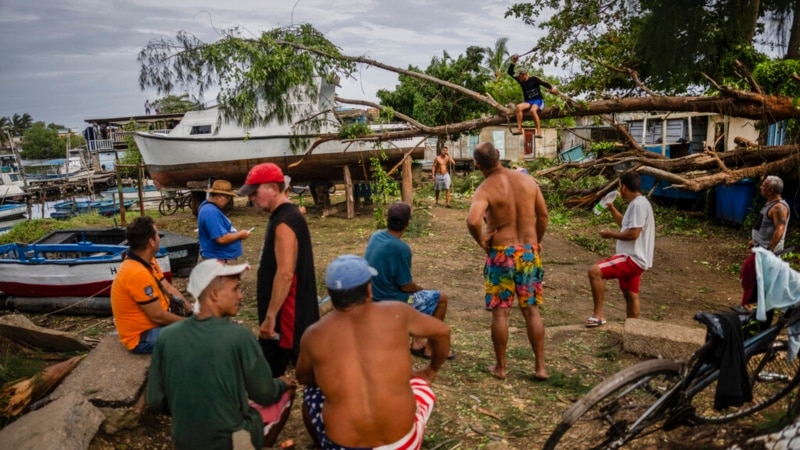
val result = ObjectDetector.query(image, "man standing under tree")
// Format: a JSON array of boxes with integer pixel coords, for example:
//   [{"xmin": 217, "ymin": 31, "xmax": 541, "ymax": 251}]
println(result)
[
  {"xmin": 740, "ymin": 175, "xmax": 790, "ymax": 304},
  {"xmin": 585, "ymin": 171, "xmax": 655, "ymax": 327},
  {"xmin": 432, "ymin": 146, "xmax": 455, "ymax": 207},
  {"xmin": 238, "ymin": 162, "xmax": 319, "ymax": 377},
  {"xmin": 467, "ymin": 142, "xmax": 549, "ymax": 381},
  {"xmin": 508, "ymin": 54, "xmax": 558, "ymax": 137}
]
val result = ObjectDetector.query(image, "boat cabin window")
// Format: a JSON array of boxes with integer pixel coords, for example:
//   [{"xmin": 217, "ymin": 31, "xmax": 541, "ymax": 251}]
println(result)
[{"xmin": 190, "ymin": 125, "xmax": 212, "ymax": 135}]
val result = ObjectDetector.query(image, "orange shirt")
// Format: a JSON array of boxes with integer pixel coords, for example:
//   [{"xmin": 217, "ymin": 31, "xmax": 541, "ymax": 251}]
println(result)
[{"xmin": 110, "ymin": 257, "xmax": 169, "ymax": 350}]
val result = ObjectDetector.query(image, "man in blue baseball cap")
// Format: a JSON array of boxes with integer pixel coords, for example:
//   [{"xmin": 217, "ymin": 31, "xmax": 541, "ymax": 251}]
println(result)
[{"xmin": 296, "ymin": 254, "xmax": 451, "ymax": 450}]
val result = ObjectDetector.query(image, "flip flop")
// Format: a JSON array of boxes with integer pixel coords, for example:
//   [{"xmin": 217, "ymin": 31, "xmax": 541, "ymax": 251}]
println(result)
[
  {"xmin": 511, "ymin": 130, "xmax": 523, "ymax": 135},
  {"xmin": 534, "ymin": 134, "xmax": 543, "ymax": 138},
  {"xmin": 410, "ymin": 346, "xmax": 427, "ymax": 357},
  {"xmin": 585, "ymin": 316, "xmax": 606, "ymax": 328},
  {"xmin": 411, "ymin": 347, "xmax": 455, "ymax": 360}
]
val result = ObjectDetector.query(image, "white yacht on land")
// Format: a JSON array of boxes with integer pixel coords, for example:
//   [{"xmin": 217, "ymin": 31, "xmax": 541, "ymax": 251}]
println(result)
[{"xmin": 133, "ymin": 79, "xmax": 425, "ymax": 190}]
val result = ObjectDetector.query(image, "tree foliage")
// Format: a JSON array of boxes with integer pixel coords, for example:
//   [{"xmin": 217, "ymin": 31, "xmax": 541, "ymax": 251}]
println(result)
[
  {"xmin": 504, "ymin": 0, "xmax": 793, "ymax": 96},
  {"xmin": 151, "ymin": 94, "xmax": 201, "ymax": 114},
  {"xmin": 138, "ymin": 24, "xmax": 356, "ymax": 133},
  {"xmin": 20, "ymin": 123, "xmax": 63, "ymax": 159},
  {"xmin": 376, "ymin": 47, "xmax": 492, "ymax": 142}
]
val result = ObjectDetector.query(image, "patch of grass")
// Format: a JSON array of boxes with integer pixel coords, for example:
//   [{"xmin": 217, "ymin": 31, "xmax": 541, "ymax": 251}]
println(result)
[
  {"xmin": 545, "ymin": 371, "xmax": 592, "ymax": 396},
  {"xmin": 0, "ymin": 351, "xmax": 47, "ymax": 387},
  {"xmin": 651, "ymin": 304, "xmax": 668, "ymax": 321},
  {"xmin": 568, "ymin": 233, "xmax": 609, "ymax": 254}
]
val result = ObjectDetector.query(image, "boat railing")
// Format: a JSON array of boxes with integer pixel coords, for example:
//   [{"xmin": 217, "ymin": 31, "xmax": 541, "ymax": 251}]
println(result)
[{"xmin": 87, "ymin": 139, "xmax": 114, "ymax": 151}]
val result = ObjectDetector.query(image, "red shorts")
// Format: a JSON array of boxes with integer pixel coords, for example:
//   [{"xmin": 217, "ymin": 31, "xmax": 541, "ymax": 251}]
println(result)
[{"xmin": 597, "ymin": 255, "xmax": 645, "ymax": 293}]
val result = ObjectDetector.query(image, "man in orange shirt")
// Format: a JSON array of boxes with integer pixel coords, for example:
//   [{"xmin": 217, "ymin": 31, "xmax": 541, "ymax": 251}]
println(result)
[{"xmin": 111, "ymin": 216, "xmax": 191, "ymax": 353}]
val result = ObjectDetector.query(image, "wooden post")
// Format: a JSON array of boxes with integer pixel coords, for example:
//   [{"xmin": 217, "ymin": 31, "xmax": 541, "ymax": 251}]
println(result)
[
  {"xmin": 137, "ymin": 163, "xmax": 145, "ymax": 216},
  {"xmin": 115, "ymin": 164, "xmax": 126, "ymax": 226},
  {"xmin": 401, "ymin": 158, "xmax": 413, "ymax": 205},
  {"xmin": 344, "ymin": 166, "xmax": 354, "ymax": 219}
]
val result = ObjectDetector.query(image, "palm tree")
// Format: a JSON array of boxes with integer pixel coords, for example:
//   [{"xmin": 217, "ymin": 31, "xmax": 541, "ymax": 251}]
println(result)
[
  {"xmin": 0, "ymin": 117, "xmax": 9, "ymax": 147},
  {"xmin": 10, "ymin": 113, "xmax": 33, "ymax": 137},
  {"xmin": 483, "ymin": 37, "xmax": 510, "ymax": 81}
]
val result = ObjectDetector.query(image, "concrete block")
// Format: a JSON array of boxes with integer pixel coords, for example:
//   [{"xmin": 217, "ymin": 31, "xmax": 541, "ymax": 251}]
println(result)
[
  {"xmin": 50, "ymin": 332, "xmax": 151, "ymax": 434},
  {"xmin": 623, "ymin": 318, "xmax": 706, "ymax": 360},
  {"xmin": 0, "ymin": 392, "xmax": 104, "ymax": 450}
]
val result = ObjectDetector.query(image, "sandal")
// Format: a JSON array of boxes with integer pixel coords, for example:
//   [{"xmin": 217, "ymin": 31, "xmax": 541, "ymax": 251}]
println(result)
[
  {"xmin": 585, "ymin": 316, "xmax": 606, "ymax": 328},
  {"xmin": 411, "ymin": 347, "xmax": 455, "ymax": 360}
]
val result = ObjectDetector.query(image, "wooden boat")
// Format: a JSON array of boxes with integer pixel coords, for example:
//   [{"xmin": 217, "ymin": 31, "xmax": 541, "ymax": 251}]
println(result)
[
  {"xmin": 34, "ymin": 228, "xmax": 198, "ymax": 276},
  {"xmin": 0, "ymin": 201, "xmax": 26, "ymax": 220},
  {"xmin": 53, "ymin": 199, "xmax": 133, "ymax": 213},
  {"xmin": 101, "ymin": 184, "xmax": 162, "ymax": 202},
  {"xmin": 0, "ymin": 243, "xmax": 171, "ymax": 298},
  {"xmin": 24, "ymin": 157, "xmax": 93, "ymax": 184},
  {"xmin": 133, "ymin": 79, "xmax": 426, "ymax": 190}
]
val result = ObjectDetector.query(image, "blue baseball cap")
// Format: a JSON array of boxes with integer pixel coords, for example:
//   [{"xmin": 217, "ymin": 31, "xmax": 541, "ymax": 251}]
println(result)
[{"xmin": 325, "ymin": 254, "xmax": 378, "ymax": 290}]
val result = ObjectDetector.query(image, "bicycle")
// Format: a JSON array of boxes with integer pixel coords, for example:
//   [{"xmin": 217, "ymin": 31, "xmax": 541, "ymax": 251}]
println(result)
[
  {"xmin": 158, "ymin": 190, "xmax": 193, "ymax": 216},
  {"xmin": 544, "ymin": 304, "xmax": 800, "ymax": 450}
]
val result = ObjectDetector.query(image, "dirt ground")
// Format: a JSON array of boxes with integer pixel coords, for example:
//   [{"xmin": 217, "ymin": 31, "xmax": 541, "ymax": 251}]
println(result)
[{"xmin": 4, "ymin": 190, "xmax": 790, "ymax": 449}]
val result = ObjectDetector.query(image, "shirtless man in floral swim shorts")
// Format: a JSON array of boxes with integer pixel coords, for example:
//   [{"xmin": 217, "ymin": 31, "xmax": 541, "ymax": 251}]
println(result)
[{"xmin": 467, "ymin": 142, "xmax": 549, "ymax": 380}]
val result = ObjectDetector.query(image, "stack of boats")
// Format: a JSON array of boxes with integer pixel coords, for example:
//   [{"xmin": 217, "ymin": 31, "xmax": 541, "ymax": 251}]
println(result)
[{"xmin": 0, "ymin": 227, "xmax": 200, "ymax": 315}]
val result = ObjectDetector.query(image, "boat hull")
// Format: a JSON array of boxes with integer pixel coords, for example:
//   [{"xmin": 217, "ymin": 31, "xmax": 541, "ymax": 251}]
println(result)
[
  {"xmin": 134, "ymin": 132, "xmax": 425, "ymax": 189},
  {"xmin": 0, "ymin": 243, "xmax": 172, "ymax": 298},
  {"xmin": 0, "ymin": 203, "xmax": 26, "ymax": 220},
  {"xmin": 34, "ymin": 228, "xmax": 198, "ymax": 276}
]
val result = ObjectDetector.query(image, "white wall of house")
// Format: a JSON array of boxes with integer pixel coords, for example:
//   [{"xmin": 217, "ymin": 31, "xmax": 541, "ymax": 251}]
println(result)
[{"xmin": 422, "ymin": 127, "xmax": 558, "ymax": 162}]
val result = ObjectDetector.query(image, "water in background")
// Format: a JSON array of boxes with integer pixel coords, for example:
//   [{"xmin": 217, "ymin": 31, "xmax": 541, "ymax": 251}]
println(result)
[{"xmin": 0, "ymin": 195, "xmax": 100, "ymax": 235}]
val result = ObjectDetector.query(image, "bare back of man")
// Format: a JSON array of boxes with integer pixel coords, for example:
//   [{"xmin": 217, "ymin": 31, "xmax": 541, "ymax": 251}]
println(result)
[
  {"xmin": 467, "ymin": 142, "xmax": 549, "ymax": 381},
  {"xmin": 478, "ymin": 170, "xmax": 544, "ymax": 247},
  {"xmin": 298, "ymin": 300, "xmax": 447, "ymax": 447}
]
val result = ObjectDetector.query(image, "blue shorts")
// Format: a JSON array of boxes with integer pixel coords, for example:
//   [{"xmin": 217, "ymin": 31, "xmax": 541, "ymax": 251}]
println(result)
[
  {"xmin": 526, "ymin": 98, "xmax": 545, "ymax": 109},
  {"xmin": 409, "ymin": 290, "xmax": 440, "ymax": 316},
  {"xmin": 131, "ymin": 327, "xmax": 163, "ymax": 354}
]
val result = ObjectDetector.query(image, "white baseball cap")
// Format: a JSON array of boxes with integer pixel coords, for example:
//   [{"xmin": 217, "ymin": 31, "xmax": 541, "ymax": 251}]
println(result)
[{"xmin": 188, "ymin": 259, "xmax": 250, "ymax": 299}]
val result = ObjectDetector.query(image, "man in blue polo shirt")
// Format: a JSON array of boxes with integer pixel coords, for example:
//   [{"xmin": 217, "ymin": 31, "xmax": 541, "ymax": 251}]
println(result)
[
  {"xmin": 197, "ymin": 179, "xmax": 251, "ymax": 263},
  {"xmin": 364, "ymin": 202, "xmax": 452, "ymax": 359}
]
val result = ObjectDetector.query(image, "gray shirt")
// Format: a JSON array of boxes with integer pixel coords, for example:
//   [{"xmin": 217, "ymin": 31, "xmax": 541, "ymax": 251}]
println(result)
[{"xmin": 752, "ymin": 199, "xmax": 790, "ymax": 253}]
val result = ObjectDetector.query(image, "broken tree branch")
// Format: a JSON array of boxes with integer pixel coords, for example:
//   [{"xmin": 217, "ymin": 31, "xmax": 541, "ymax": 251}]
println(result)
[
  {"xmin": 734, "ymin": 60, "xmax": 763, "ymax": 95},
  {"xmin": 588, "ymin": 56, "xmax": 660, "ymax": 97}
]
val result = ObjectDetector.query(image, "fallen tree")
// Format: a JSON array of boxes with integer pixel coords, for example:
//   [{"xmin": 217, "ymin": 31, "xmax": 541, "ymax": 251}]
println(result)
[{"xmin": 138, "ymin": 25, "xmax": 799, "ymax": 204}]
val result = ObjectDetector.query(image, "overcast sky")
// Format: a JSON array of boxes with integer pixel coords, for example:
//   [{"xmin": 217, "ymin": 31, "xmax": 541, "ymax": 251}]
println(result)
[{"xmin": 0, "ymin": 0, "xmax": 549, "ymax": 130}]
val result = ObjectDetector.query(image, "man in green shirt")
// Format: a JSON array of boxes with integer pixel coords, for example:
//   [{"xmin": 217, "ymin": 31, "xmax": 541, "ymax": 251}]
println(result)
[{"xmin": 147, "ymin": 259, "xmax": 296, "ymax": 449}]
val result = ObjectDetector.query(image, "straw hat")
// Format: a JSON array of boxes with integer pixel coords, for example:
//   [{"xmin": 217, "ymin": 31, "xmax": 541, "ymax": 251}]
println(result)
[{"xmin": 206, "ymin": 179, "xmax": 236, "ymax": 197}]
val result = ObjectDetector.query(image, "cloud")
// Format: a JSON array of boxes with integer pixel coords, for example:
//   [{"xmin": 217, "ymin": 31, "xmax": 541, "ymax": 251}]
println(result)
[{"xmin": 0, "ymin": 0, "xmax": 550, "ymax": 129}]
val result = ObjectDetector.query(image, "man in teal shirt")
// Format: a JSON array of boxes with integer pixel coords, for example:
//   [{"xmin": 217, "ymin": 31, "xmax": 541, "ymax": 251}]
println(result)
[
  {"xmin": 147, "ymin": 259, "xmax": 296, "ymax": 449},
  {"xmin": 364, "ymin": 202, "xmax": 452, "ymax": 359}
]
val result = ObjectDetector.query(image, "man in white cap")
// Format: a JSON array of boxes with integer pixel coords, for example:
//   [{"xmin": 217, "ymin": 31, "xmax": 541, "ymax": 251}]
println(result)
[
  {"xmin": 238, "ymin": 162, "xmax": 319, "ymax": 377},
  {"xmin": 197, "ymin": 179, "xmax": 251, "ymax": 263},
  {"xmin": 296, "ymin": 254, "xmax": 451, "ymax": 450},
  {"xmin": 147, "ymin": 259, "xmax": 296, "ymax": 450}
]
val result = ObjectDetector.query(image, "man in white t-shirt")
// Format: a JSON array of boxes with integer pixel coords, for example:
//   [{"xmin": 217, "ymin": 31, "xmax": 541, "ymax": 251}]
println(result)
[{"xmin": 585, "ymin": 171, "xmax": 655, "ymax": 327}]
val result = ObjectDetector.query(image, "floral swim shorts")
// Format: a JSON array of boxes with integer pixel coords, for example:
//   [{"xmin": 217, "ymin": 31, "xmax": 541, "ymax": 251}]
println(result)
[{"xmin": 484, "ymin": 244, "xmax": 543, "ymax": 308}]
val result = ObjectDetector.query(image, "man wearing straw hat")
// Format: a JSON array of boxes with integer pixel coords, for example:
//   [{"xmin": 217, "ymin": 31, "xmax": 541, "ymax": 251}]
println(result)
[{"xmin": 198, "ymin": 179, "xmax": 251, "ymax": 264}]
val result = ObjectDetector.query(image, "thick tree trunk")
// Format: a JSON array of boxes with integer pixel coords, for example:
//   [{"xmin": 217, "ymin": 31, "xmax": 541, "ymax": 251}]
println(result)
[{"xmin": 787, "ymin": 0, "xmax": 800, "ymax": 59}]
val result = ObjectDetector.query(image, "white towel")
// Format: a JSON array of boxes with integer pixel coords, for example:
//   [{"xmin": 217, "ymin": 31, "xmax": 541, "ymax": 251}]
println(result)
[{"xmin": 753, "ymin": 247, "xmax": 800, "ymax": 361}]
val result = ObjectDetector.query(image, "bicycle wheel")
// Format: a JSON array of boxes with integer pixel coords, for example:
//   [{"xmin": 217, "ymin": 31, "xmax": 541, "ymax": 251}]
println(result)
[
  {"xmin": 690, "ymin": 339, "xmax": 800, "ymax": 423},
  {"xmin": 544, "ymin": 359, "xmax": 683, "ymax": 450},
  {"xmin": 158, "ymin": 197, "xmax": 179, "ymax": 216}
]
